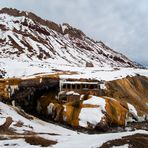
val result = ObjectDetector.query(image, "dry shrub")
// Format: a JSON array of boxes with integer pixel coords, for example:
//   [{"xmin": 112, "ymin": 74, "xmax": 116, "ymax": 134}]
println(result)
[
  {"xmin": 13, "ymin": 120, "xmax": 24, "ymax": 127},
  {"xmin": 15, "ymin": 108, "xmax": 33, "ymax": 120},
  {"xmin": 25, "ymin": 136, "xmax": 57, "ymax": 147},
  {"xmin": 0, "ymin": 117, "xmax": 13, "ymax": 131}
]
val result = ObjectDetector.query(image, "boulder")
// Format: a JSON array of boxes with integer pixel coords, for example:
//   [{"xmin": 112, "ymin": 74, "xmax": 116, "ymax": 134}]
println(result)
[
  {"xmin": 44, "ymin": 95, "xmax": 128, "ymax": 130},
  {"xmin": 105, "ymin": 97, "xmax": 128, "ymax": 126},
  {"xmin": 86, "ymin": 62, "xmax": 94, "ymax": 67}
]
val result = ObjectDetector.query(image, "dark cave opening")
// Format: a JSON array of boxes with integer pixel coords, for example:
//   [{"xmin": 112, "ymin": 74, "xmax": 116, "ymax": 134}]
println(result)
[{"xmin": 10, "ymin": 78, "xmax": 59, "ymax": 116}]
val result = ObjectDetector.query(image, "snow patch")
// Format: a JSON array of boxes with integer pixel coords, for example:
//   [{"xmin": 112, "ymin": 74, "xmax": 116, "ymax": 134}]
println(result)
[
  {"xmin": 79, "ymin": 96, "xmax": 106, "ymax": 128},
  {"xmin": 83, "ymin": 96, "xmax": 106, "ymax": 110},
  {"xmin": 112, "ymin": 144, "xmax": 129, "ymax": 148},
  {"xmin": 127, "ymin": 103, "xmax": 138, "ymax": 121},
  {"xmin": 66, "ymin": 91, "xmax": 80, "ymax": 96},
  {"xmin": 47, "ymin": 103, "xmax": 54, "ymax": 115},
  {"xmin": 79, "ymin": 107, "xmax": 104, "ymax": 128}
]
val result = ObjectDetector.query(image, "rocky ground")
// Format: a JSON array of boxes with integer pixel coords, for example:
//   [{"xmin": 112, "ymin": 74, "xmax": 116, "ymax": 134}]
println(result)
[
  {"xmin": 0, "ymin": 101, "xmax": 147, "ymax": 148},
  {"xmin": 41, "ymin": 116, "xmax": 148, "ymax": 134},
  {"xmin": 100, "ymin": 133, "xmax": 148, "ymax": 148}
]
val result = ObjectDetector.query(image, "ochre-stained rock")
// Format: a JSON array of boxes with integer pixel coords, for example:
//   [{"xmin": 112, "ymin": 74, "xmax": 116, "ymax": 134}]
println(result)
[
  {"xmin": 105, "ymin": 76, "xmax": 148, "ymax": 115},
  {"xmin": 43, "ymin": 95, "xmax": 129, "ymax": 130},
  {"xmin": 37, "ymin": 94, "xmax": 59, "ymax": 116},
  {"xmin": 63, "ymin": 101, "xmax": 82, "ymax": 127},
  {"xmin": 104, "ymin": 97, "xmax": 128, "ymax": 126}
]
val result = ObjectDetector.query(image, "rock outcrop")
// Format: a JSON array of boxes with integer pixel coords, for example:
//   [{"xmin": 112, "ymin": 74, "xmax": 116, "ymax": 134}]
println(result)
[
  {"xmin": 105, "ymin": 76, "xmax": 148, "ymax": 116},
  {"xmin": 37, "ymin": 95, "xmax": 131, "ymax": 130}
]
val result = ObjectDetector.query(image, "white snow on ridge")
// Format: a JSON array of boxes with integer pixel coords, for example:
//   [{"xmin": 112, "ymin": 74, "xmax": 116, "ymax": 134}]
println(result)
[
  {"xmin": 1, "ymin": 57, "xmax": 148, "ymax": 81},
  {"xmin": 60, "ymin": 67, "xmax": 148, "ymax": 81}
]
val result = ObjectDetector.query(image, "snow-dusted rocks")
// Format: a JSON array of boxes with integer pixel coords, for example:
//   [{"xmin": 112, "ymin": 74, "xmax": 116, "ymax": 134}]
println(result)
[
  {"xmin": 0, "ymin": 101, "xmax": 75, "ymax": 135},
  {"xmin": 43, "ymin": 93, "xmax": 148, "ymax": 130},
  {"xmin": 0, "ymin": 8, "xmax": 141, "ymax": 78},
  {"xmin": 127, "ymin": 103, "xmax": 138, "ymax": 121},
  {"xmin": 43, "ymin": 95, "xmax": 129, "ymax": 130},
  {"xmin": 79, "ymin": 96, "xmax": 106, "ymax": 128}
]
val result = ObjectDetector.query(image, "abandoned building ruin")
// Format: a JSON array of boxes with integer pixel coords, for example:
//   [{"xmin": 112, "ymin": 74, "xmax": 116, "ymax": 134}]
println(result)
[{"xmin": 59, "ymin": 79, "xmax": 106, "ymax": 102}]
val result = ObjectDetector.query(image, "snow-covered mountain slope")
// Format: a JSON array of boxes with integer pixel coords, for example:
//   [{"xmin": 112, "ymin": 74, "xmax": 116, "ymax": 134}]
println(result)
[{"xmin": 0, "ymin": 8, "xmax": 140, "ymax": 77}]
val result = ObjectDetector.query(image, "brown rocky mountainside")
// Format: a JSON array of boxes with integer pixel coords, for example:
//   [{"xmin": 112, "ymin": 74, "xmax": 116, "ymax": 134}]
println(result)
[{"xmin": 0, "ymin": 8, "xmax": 138, "ymax": 69}]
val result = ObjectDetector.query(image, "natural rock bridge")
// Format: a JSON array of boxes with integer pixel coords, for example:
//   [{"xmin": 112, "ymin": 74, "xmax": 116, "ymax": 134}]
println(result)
[
  {"xmin": 0, "ymin": 77, "xmax": 59, "ymax": 113},
  {"xmin": 0, "ymin": 75, "xmax": 148, "ymax": 130}
]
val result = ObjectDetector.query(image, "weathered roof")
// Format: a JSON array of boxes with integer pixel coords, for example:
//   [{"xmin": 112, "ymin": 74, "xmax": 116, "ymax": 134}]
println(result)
[{"xmin": 62, "ymin": 81, "xmax": 99, "ymax": 85}]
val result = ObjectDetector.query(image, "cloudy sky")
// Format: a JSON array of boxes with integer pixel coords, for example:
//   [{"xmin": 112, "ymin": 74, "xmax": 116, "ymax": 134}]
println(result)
[{"xmin": 0, "ymin": 0, "xmax": 148, "ymax": 66}]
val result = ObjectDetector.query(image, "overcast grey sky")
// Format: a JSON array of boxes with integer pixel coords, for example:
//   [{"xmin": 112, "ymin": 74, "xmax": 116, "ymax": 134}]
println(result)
[{"xmin": 0, "ymin": 0, "xmax": 148, "ymax": 66}]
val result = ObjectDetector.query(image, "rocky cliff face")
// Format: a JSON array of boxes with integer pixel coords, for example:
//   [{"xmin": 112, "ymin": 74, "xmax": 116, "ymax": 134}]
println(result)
[
  {"xmin": 105, "ymin": 76, "xmax": 148, "ymax": 115},
  {"xmin": 0, "ymin": 8, "xmax": 139, "ymax": 77}
]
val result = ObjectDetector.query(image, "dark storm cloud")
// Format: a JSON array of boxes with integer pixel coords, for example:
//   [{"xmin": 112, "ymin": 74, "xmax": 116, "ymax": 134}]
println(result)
[{"xmin": 0, "ymin": 0, "xmax": 148, "ymax": 65}]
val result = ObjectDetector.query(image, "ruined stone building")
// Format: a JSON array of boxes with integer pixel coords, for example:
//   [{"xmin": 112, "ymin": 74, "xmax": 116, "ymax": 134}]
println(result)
[{"xmin": 59, "ymin": 79, "xmax": 106, "ymax": 102}]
